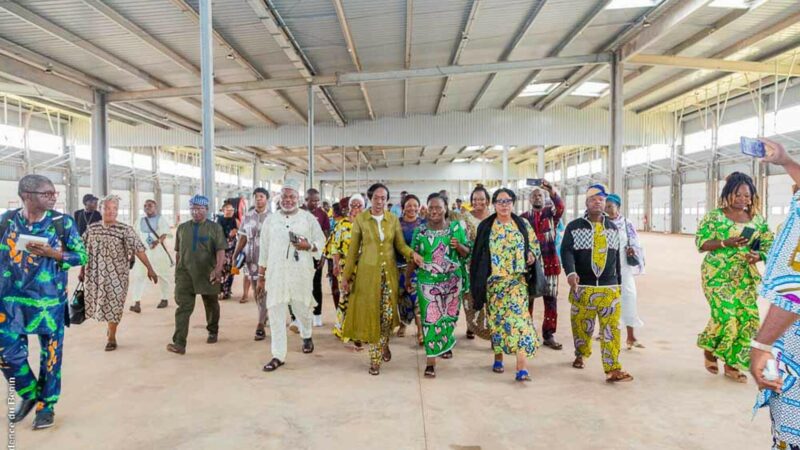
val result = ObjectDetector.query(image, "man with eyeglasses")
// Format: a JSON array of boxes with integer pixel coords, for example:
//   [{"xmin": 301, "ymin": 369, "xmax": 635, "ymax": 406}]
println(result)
[
  {"xmin": 0, "ymin": 174, "xmax": 87, "ymax": 429},
  {"xmin": 257, "ymin": 179, "xmax": 325, "ymax": 372},
  {"xmin": 166, "ymin": 195, "xmax": 226, "ymax": 355},
  {"xmin": 73, "ymin": 193, "xmax": 101, "ymax": 236}
]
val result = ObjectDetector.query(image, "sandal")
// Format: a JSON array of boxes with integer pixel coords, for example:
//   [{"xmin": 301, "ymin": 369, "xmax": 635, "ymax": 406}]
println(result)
[
  {"xmin": 441, "ymin": 350, "xmax": 453, "ymax": 360},
  {"xmin": 369, "ymin": 364, "xmax": 380, "ymax": 376},
  {"xmin": 262, "ymin": 358, "xmax": 284, "ymax": 372},
  {"xmin": 515, "ymin": 369, "xmax": 531, "ymax": 382},
  {"xmin": 606, "ymin": 371, "xmax": 634, "ymax": 383},
  {"xmin": 254, "ymin": 328, "xmax": 266, "ymax": 341},
  {"xmin": 704, "ymin": 351, "xmax": 719, "ymax": 375},
  {"xmin": 382, "ymin": 346, "xmax": 392, "ymax": 362},
  {"xmin": 239, "ymin": 297, "xmax": 249, "ymax": 304},
  {"xmin": 492, "ymin": 360, "xmax": 504, "ymax": 373},
  {"xmin": 626, "ymin": 340, "xmax": 645, "ymax": 350},
  {"xmin": 724, "ymin": 366, "xmax": 747, "ymax": 383},
  {"xmin": 397, "ymin": 324, "xmax": 406, "ymax": 338},
  {"xmin": 105, "ymin": 341, "xmax": 117, "ymax": 352},
  {"xmin": 424, "ymin": 365, "xmax": 436, "ymax": 378},
  {"xmin": 572, "ymin": 357, "xmax": 584, "ymax": 369},
  {"xmin": 466, "ymin": 330, "xmax": 475, "ymax": 340}
]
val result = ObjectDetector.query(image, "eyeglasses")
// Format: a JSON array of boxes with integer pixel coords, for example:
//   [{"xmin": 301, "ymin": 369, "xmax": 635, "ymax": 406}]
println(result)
[
  {"xmin": 494, "ymin": 199, "xmax": 514, "ymax": 206},
  {"xmin": 25, "ymin": 191, "xmax": 59, "ymax": 199}
]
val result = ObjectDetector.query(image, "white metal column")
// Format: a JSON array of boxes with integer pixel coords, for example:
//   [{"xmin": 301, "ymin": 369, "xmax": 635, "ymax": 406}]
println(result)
[
  {"xmin": 91, "ymin": 90, "xmax": 109, "ymax": 196},
  {"xmin": 537, "ymin": 146, "xmax": 545, "ymax": 179},
  {"xmin": 200, "ymin": 0, "xmax": 215, "ymax": 211},
  {"xmin": 307, "ymin": 84, "xmax": 315, "ymax": 191},
  {"xmin": 609, "ymin": 51, "xmax": 624, "ymax": 194},
  {"xmin": 502, "ymin": 145, "xmax": 509, "ymax": 187}
]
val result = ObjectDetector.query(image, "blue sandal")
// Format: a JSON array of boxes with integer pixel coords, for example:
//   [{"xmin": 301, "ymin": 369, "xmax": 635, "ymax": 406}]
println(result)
[
  {"xmin": 515, "ymin": 370, "xmax": 531, "ymax": 382},
  {"xmin": 492, "ymin": 361, "xmax": 504, "ymax": 373}
]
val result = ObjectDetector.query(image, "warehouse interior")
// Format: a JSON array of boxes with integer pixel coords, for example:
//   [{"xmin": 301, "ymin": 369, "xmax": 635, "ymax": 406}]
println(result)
[{"xmin": 1, "ymin": 0, "xmax": 799, "ymax": 448}]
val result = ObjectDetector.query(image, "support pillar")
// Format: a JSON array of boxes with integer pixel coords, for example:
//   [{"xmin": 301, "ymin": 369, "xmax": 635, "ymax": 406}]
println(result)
[
  {"xmin": 153, "ymin": 147, "xmax": 163, "ymax": 214},
  {"xmin": 609, "ymin": 51, "xmax": 624, "ymax": 194},
  {"xmin": 91, "ymin": 90, "xmax": 109, "ymax": 196},
  {"xmin": 130, "ymin": 177, "xmax": 138, "ymax": 225},
  {"xmin": 502, "ymin": 145, "xmax": 509, "ymax": 188},
  {"xmin": 252, "ymin": 157, "xmax": 258, "ymax": 192},
  {"xmin": 341, "ymin": 146, "xmax": 346, "ymax": 196},
  {"xmin": 64, "ymin": 122, "xmax": 80, "ymax": 214},
  {"xmin": 537, "ymin": 146, "xmax": 545, "ymax": 179},
  {"xmin": 200, "ymin": 0, "xmax": 215, "ymax": 214},
  {"xmin": 173, "ymin": 181, "xmax": 181, "ymax": 224},
  {"xmin": 307, "ymin": 84, "xmax": 315, "ymax": 191}
]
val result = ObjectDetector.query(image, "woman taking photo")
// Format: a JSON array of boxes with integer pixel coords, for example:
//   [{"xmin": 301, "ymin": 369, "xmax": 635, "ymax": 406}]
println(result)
[
  {"xmin": 397, "ymin": 194, "xmax": 424, "ymax": 343},
  {"xmin": 341, "ymin": 183, "xmax": 423, "ymax": 375},
  {"xmin": 462, "ymin": 185, "xmax": 492, "ymax": 341},
  {"xmin": 470, "ymin": 188, "xmax": 540, "ymax": 382},
  {"xmin": 696, "ymin": 172, "xmax": 773, "ymax": 383},
  {"xmin": 81, "ymin": 195, "xmax": 158, "ymax": 351},
  {"xmin": 405, "ymin": 193, "xmax": 470, "ymax": 378}
]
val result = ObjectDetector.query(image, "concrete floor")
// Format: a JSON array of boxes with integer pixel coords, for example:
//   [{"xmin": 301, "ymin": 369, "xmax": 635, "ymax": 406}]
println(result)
[{"xmin": 6, "ymin": 233, "xmax": 773, "ymax": 449}]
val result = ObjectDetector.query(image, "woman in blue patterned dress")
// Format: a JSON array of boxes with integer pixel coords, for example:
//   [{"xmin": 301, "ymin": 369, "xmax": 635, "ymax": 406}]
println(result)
[{"xmin": 397, "ymin": 194, "xmax": 424, "ymax": 344}]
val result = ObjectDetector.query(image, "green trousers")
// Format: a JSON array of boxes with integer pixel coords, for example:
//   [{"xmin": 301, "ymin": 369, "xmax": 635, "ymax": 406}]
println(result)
[{"xmin": 172, "ymin": 292, "xmax": 220, "ymax": 348}]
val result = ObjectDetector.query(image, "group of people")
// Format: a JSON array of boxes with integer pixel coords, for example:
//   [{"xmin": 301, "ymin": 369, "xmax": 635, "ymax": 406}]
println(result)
[{"xmin": 5, "ymin": 138, "xmax": 800, "ymax": 448}]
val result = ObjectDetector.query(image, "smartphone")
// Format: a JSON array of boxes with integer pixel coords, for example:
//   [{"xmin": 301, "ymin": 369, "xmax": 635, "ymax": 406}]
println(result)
[
  {"xmin": 740, "ymin": 226, "xmax": 756, "ymax": 241},
  {"xmin": 751, "ymin": 238, "xmax": 761, "ymax": 252},
  {"xmin": 527, "ymin": 178, "xmax": 544, "ymax": 187},
  {"xmin": 740, "ymin": 137, "xmax": 766, "ymax": 158}
]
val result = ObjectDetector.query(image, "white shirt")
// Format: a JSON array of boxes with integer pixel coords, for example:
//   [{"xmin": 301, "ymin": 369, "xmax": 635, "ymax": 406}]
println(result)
[
  {"xmin": 136, "ymin": 214, "xmax": 173, "ymax": 275},
  {"xmin": 371, "ymin": 214, "xmax": 385, "ymax": 241},
  {"xmin": 258, "ymin": 209, "xmax": 325, "ymax": 308}
]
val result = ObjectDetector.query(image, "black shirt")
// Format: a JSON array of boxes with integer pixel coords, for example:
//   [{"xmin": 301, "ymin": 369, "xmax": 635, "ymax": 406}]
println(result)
[{"xmin": 73, "ymin": 209, "xmax": 102, "ymax": 236}]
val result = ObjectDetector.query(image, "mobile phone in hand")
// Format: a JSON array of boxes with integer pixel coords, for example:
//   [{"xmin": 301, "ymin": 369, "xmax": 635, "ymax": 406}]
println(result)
[
  {"xmin": 740, "ymin": 226, "xmax": 756, "ymax": 241},
  {"xmin": 740, "ymin": 137, "xmax": 766, "ymax": 158},
  {"xmin": 527, "ymin": 178, "xmax": 543, "ymax": 187}
]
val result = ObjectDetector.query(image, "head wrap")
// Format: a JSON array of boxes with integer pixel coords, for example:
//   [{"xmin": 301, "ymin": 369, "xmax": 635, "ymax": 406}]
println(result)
[
  {"xmin": 585, "ymin": 183, "xmax": 609, "ymax": 199},
  {"xmin": 607, "ymin": 193, "xmax": 622, "ymax": 207},
  {"xmin": 282, "ymin": 178, "xmax": 301, "ymax": 193},
  {"xmin": 349, "ymin": 193, "xmax": 365, "ymax": 207},
  {"xmin": 338, "ymin": 196, "xmax": 350, "ymax": 209},
  {"xmin": 189, "ymin": 194, "xmax": 209, "ymax": 208}
]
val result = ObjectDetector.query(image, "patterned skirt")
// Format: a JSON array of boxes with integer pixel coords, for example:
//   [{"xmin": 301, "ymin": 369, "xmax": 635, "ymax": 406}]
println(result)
[{"xmin": 487, "ymin": 275, "xmax": 538, "ymax": 357}]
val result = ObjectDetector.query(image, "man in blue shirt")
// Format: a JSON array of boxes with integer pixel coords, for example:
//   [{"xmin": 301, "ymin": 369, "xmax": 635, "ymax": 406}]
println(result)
[{"xmin": 0, "ymin": 174, "xmax": 86, "ymax": 429}]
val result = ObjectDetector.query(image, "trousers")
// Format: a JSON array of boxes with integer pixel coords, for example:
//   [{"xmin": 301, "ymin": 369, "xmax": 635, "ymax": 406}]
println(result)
[
  {"xmin": 130, "ymin": 272, "xmax": 173, "ymax": 302},
  {"xmin": 172, "ymin": 292, "xmax": 220, "ymax": 348},
  {"xmin": 530, "ymin": 294, "xmax": 558, "ymax": 340},
  {"xmin": 569, "ymin": 285, "xmax": 622, "ymax": 373},
  {"xmin": 0, "ymin": 326, "xmax": 64, "ymax": 413},
  {"xmin": 268, "ymin": 300, "xmax": 313, "ymax": 361},
  {"xmin": 312, "ymin": 259, "xmax": 323, "ymax": 316}
]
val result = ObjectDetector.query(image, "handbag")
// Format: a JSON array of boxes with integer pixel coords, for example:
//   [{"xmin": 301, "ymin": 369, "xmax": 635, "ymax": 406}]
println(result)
[
  {"xmin": 623, "ymin": 218, "xmax": 641, "ymax": 267},
  {"xmin": 528, "ymin": 256, "xmax": 547, "ymax": 298},
  {"xmin": 69, "ymin": 282, "xmax": 86, "ymax": 325}
]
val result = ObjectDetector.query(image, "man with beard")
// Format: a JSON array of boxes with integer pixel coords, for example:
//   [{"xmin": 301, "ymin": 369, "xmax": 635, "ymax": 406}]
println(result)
[
  {"xmin": 258, "ymin": 179, "xmax": 326, "ymax": 372},
  {"xmin": 521, "ymin": 180, "xmax": 565, "ymax": 350}
]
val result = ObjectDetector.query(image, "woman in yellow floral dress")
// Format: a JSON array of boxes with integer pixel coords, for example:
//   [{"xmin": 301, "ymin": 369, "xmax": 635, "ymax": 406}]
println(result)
[
  {"xmin": 331, "ymin": 195, "xmax": 364, "ymax": 344},
  {"xmin": 696, "ymin": 172, "xmax": 773, "ymax": 382},
  {"xmin": 470, "ymin": 188, "xmax": 540, "ymax": 382}
]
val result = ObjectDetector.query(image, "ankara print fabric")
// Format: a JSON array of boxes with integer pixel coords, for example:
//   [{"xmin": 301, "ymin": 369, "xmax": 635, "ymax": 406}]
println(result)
[
  {"xmin": 411, "ymin": 221, "xmax": 469, "ymax": 357},
  {"xmin": 0, "ymin": 210, "xmax": 86, "ymax": 334},
  {"xmin": 83, "ymin": 222, "xmax": 145, "ymax": 323},
  {"xmin": 695, "ymin": 209, "xmax": 773, "ymax": 370}
]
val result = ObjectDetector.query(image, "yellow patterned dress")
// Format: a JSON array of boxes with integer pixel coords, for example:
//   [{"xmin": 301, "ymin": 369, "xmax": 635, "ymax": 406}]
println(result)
[
  {"xmin": 486, "ymin": 219, "xmax": 540, "ymax": 357},
  {"xmin": 695, "ymin": 208, "xmax": 773, "ymax": 370},
  {"xmin": 331, "ymin": 217, "xmax": 353, "ymax": 340}
]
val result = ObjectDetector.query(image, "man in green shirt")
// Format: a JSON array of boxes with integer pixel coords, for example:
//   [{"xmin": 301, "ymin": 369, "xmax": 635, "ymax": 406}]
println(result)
[{"xmin": 167, "ymin": 195, "xmax": 226, "ymax": 354}]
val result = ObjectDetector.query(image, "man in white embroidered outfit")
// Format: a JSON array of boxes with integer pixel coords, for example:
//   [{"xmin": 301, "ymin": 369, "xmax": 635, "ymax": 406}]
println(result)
[
  {"xmin": 233, "ymin": 187, "xmax": 270, "ymax": 341},
  {"xmin": 130, "ymin": 199, "xmax": 174, "ymax": 313},
  {"xmin": 257, "ymin": 179, "xmax": 325, "ymax": 372}
]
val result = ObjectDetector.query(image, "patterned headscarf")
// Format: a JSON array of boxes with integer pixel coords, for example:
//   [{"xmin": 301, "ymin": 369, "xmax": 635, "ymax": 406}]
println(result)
[
  {"xmin": 189, "ymin": 194, "xmax": 209, "ymax": 208},
  {"xmin": 585, "ymin": 183, "xmax": 608, "ymax": 199}
]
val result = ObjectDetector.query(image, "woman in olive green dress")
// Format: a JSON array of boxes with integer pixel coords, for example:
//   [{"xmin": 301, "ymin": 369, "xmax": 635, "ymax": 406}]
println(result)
[{"xmin": 696, "ymin": 172, "xmax": 773, "ymax": 383}]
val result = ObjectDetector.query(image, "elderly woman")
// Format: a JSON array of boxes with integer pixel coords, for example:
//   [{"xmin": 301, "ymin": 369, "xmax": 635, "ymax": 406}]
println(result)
[
  {"xmin": 216, "ymin": 202, "xmax": 239, "ymax": 300},
  {"xmin": 462, "ymin": 184, "xmax": 492, "ymax": 341},
  {"xmin": 80, "ymin": 195, "xmax": 158, "ymax": 351},
  {"xmin": 341, "ymin": 183, "xmax": 423, "ymax": 375},
  {"xmin": 331, "ymin": 194, "xmax": 365, "ymax": 345},
  {"xmin": 696, "ymin": 172, "xmax": 773, "ymax": 383},
  {"xmin": 397, "ymin": 194, "xmax": 424, "ymax": 343},
  {"xmin": 470, "ymin": 188, "xmax": 540, "ymax": 382},
  {"xmin": 605, "ymin": 193, "xmax": 646, "ymax": 350},
  {"xmin": 405, "ymin": 193, "xmax": 470, "ymax": 378}
]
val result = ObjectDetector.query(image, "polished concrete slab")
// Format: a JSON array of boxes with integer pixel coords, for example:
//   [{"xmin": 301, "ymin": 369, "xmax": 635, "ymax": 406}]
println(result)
[{"xmin": 7, "ymin": 233, "xmax": 771, "ymax": 449}]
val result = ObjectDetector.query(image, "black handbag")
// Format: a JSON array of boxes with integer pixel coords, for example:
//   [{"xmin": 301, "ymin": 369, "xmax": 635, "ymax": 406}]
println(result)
[
  {"xmin": 526, "ymin": 255, "xmax": 547, "ymax": 298},
  {"xmin": 69, "ymin": 282, "xmax": 86, "ymax": 325},
  {"xmin": 623, "ymin": 219, "xmax": 641, "ymax": 267}
]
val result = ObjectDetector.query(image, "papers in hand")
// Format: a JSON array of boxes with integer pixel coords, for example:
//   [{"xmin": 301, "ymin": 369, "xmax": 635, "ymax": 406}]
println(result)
[{"xmin": 17, "ymin": 234, "xmax": 49, "ymax": 252}]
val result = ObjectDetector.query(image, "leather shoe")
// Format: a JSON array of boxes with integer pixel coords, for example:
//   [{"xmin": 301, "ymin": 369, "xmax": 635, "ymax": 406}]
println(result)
[
  {"xmin": 157, "ymin": 299, "xmax": 168, "ymax": 309},
  {"xmin": 10, "ymin": 397, "xmax": 36, "ymax": 424},
  {"xmin": 166, "ymin": 343, "xmax": 185, "ymax": 354},
  {"xmin": 32, "ymin": 409, "xmax": 55, "ymax": 430},
  {"xmin": 302, "ymin": 338, "xmax": 314, "ymax": 354},
  {"xmin": 207, "ymin": 333, "xmax": 218, "ymax": 344}
]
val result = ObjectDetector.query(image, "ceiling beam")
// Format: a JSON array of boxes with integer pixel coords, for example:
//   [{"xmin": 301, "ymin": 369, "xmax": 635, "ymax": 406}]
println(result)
[
  {"xmin": 579, "ymin": 7, "xmax": 747, "ymax": 109},
  {"xmin": 108, "ymin": 77, "xmax": 315, "ymax": 102},
  {"xmin": 469, "ymin": 0, "xmax": 547, "ymax": 112},
  {"xmin": 626, "ymin": 8, "xmax": 800, "ymax": 108},
  {"xmin": 436, "ymin": 0, "xmax": 481, "ymax": 115},
  {"xmin": 0, "ymin": 1, "xmax": 244, "ymax": 129},
  {"xmin": 0, "ymin": 53, "xmax": 93, "ymax": 103},
  {"xmin": 501, "ymin": 0, "xmax": 613, "ymax": 109},
  {"xmin": 619, "ymin": 0, "xmax": 711, "ymax": 60},
  {"xmin": 404, "ymin": 0, "xmax": 414, "ymax": 117},
  {"xmin": 628, "ymin": 54, "xmax": 800, "ymax": 76},
  {"xmin": 242, "ymin": 0, "xmax": 345, "ymax": 126},
  {"xmin": 331, "ymin": 0, "xmax": 375, "ymax": 120},
  {"xmin": 80, "ymin": 0, "xmax": 277, "ymax": 126}
]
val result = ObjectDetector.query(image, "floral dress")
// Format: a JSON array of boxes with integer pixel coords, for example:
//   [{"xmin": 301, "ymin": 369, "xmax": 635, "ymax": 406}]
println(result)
[
  {"xmin": 398, "ymin": 217, "xmax": 423, "ymax": 324},
  {"xmin": 331, "ymin": 217, "xmax": 354, "ymax": 340},
  {"xmin": 487, "ymin": 219, "xmax": 540, "ymax": 357},
  {"xmin": 410, "ymin": 221, "xmax": 469, "ymax": 357},
  {"xmin": 695, "ymin": 208, "xmax": 773, "ymax": 370}
]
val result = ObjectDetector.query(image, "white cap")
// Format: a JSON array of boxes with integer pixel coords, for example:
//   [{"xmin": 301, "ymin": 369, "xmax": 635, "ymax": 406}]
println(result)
[{"xmin": 282, "ymin": 178, "xmax": 301, "ymax": 193}]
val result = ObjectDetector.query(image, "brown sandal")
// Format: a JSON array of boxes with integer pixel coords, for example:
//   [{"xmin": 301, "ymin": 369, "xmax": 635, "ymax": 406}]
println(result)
[
  {"xmin": 704, "ymin": 351, "xmax": 719, "ymax": 375},
  {"xmin": 424, "ymin": 365, "xmax": 436, "ymax": 378},
  {"xmin": 606, "ymin": 371, "xmax": 634, "ymax": 383},
  {"xmin": 369, "ymin": 364, "xmax": 380, "ymax": 376},
  {"xmin": 572, "ymin": 357, "xmax": 584, "ymax": 369},
  {"xmin": 724, "ymin": 366, "xmax": 747, "ymax": 383},
  {"xmin": 382, "ymin": 346, "xmax": 392, "ymax": 362},
  {"xmin": 397, "ymin": 324, "xmax": 406, "ymax": 337},
  {"xmin": 105, "ymin": 341, "xmax": 117, "ymax": 352}
]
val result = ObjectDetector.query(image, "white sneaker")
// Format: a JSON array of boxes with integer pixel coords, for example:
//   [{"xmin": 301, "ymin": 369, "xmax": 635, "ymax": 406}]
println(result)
[{"xmin": 313, "ymin": 315, "xmax": 323, "ymax": 327}]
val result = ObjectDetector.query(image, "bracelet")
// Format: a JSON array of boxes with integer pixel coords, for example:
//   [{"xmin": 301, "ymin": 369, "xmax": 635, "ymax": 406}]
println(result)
[
  {"xmin": 750, "ymin": 340, "xmax": 773, "ymax": 352},
  {"xmin": 720, "ymin": 240, "xmax": 726, "ymax": 248}
]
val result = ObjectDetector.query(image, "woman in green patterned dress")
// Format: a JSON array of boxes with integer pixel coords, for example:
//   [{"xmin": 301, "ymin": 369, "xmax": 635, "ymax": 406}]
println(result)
[
  {"xmin": 405, "ymin": 193, "xmax": 470, "ymax": 378},
  {"xmin": 696, "ymin": 172, "xmax": 773, "ymax": 383}
]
